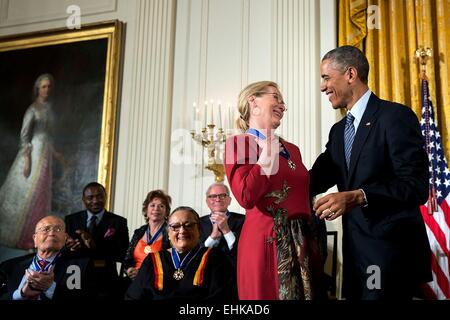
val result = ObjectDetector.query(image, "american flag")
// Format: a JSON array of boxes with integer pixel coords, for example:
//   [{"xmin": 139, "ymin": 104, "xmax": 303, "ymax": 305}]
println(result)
[{"xmin": 419, "ymin": 77, "xmax": 450, "ymax": 299}]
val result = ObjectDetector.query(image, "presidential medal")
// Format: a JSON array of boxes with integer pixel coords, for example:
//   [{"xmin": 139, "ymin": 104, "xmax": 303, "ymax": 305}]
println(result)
[
  {"xmin": 173, "ymin": 269, "xmax": 184, "ymax": 280},
  {"xmin": 287, "ymin": 159, "xmax": 296, "ymax": 170},
  {"xmin": 144, "ymin": 245, "xmax": 152, "ymax": 254}
]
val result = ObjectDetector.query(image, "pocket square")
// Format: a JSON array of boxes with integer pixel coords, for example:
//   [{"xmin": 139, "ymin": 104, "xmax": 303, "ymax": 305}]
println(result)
[{"xmin": 104, "ymin": 227, "xmax": 116, "ymax": 238}]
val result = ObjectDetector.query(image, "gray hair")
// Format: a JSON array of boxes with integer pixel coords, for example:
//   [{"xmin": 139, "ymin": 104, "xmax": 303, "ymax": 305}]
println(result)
[
  {"xmin": 33, "ymin": 73, "xmax": 55, "ymax": 99},
  {"xmin": 322, "ymin": 46, "xmax": 369, "ymax": 84},
  {"xmin": 205, "ymin": 183, "xmax": 230, "ymax": 197}
]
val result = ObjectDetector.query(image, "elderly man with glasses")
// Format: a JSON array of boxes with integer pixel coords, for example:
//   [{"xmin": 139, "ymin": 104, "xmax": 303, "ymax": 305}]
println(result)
[
  {"xmin": 0, "ymin": 215, "xmax": 93, "ymax": 300},
  {"xmin": 199, "ymin": 183, "xmax": 245, "ymax": 268}
]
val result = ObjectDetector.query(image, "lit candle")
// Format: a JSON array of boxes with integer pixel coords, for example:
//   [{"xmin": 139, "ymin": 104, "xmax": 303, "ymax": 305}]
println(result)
[
  {"xmin": 204, "ymin": 101, "xmax": 208, "ymax": 128},
  {"xmin": 218, "ymin": 100, "xmax": 222, "ymax": 129},
  {"xmin": 210, "ymin": 99, "xmax": 214, "ymax": 125},
  {"xmin": 192, "ymin": 102, "xmax": 197, "ymax": 129}
]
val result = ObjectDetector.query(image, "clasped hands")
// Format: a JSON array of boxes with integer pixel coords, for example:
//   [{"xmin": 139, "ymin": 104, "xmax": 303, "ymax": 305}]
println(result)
[
  {"xmin": 65, "ymin": 229, "xmax": 96, "ymax": 251},
  {"xmin": 210, "ymin": 212, "xmax": 231, "ymax": 239},
  {"xmin": 21, "ymin": 268, "xmax": 54, "ymax": 299},
  {"xmin": 314, "ymin": 190, "xmax": 365, "ymax": 221}
]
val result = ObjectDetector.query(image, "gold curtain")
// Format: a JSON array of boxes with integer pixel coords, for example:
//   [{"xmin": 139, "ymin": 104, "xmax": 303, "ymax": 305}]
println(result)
[{"xmin": 338, "ymin": 0, "xmax": 450, "ymax": 163}]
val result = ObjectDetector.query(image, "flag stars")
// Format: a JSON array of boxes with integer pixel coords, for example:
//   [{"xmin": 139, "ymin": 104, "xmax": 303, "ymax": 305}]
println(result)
[{"xmin": 444, "ymin": 179, "xmax": 450, "ymax": 188}]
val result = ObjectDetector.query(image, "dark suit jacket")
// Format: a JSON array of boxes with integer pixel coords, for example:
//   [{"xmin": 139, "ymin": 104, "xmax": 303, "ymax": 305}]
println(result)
[
  {"xmin": 0, "ymin": 251, "xmax": 92, "ymax": 300},
  {"xmin": 65, "ymin": 210, "xmax": 129, "ymax": 266},
  {"xmin": 310, "ymin": 93, "xmax": 432, "ymax": 299},
  {"xmin": 65, "ymin": 210, "xmax": 129, "ymax": 298},
  {"xmin": 199, "ymin": 211, "xmax": 245, "ymax": 267}
]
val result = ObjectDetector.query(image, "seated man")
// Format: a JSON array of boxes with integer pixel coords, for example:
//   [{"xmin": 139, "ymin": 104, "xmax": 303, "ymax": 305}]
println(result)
[
  {"xmin": 0, "ymin": 215, "xmax": 92, "ymax": 300},
  {"xmin": 65, "ymin": 182, "xmax": 129, "ymax": 299},
  {"xmin": 199, "ymin": 183, "xmax": 245, "ymax": 267}
]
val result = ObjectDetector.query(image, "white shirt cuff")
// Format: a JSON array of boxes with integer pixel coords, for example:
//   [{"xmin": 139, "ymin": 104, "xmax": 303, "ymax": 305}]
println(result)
[
  {"xmin": 223, "ymin": 232, "xmax": 236, "ymax": 250},
  {"xmin": 204, "ymin": 236, "xmax": 220, "ymax": 248}
]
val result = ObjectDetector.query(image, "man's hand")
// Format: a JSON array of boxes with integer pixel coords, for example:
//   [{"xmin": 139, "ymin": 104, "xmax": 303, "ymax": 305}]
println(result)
[
  {"xmin": 66, "ymin": 229, "xmax": 96, "ymax": 251},
  {"xmin": 210, "ymin": 218, "xmax": 222, "ymax": 240},
  {"xmin": 65, "ymin": 236, "xmax": 82, "ymax": 251},
  {"xmin": 76, "ymin": 229, "xmax": 96, "ymax": 249},
  {"xmin": 313, "ymin": 190, "xmax": 365, "ymax": 221},
  {"xmin": 25, "ymin": 268, "xmax": 54, "ymax": 293},
  {"xmin": 211, "ymin": 212, "xmax": 231, "ymax": 235}
]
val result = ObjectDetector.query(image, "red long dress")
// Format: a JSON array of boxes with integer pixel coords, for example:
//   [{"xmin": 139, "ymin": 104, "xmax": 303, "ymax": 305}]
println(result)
[{"xmin": 225, "ymin": 133, "xmax": 321, "ymax": 300}]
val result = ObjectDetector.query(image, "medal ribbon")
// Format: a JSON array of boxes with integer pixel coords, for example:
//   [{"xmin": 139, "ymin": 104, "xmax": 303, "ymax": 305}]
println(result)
[
  {"xmin": 171, "ymin": 246, "xmax": 201, "ymax": 271},
  {"xmin": 146, "ymin": 224, "xmax": 164, "ymax": 245},
  {"xmin": 246, "ymin": 128, "xmax": 266, "ymax": 140},
  {"xmin": 247, "ymin": 128, "xmax": 292, "ymax": 160},
  {"xmin": 32, "ymin": 253, "xmax": 60, "ymax": 272}
]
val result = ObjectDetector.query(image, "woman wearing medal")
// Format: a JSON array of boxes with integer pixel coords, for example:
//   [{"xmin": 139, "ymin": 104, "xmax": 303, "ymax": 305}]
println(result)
[
  {"xmin": 123, "ymin": 190, "xmax": 172, "ymax": 280},
  {"xmin": 224, "ymin": 81, "xmax": 324, "ymax": 300},
  {"xmin": 125, "ymin": 206, "xmax": 234, "ymax": 300}
]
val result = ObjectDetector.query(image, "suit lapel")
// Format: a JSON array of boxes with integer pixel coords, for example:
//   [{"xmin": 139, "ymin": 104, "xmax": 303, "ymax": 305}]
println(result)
[
  {"xmin": 82, "ymin": 211, "xmax": 88, "ymax": 229},
  {"xmin": 347, "ymin": 94, "xmax": 380, "ymax": 185}
]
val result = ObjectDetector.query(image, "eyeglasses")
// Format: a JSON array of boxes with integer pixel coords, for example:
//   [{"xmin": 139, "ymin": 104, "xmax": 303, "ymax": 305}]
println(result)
[
  {"xmin": 168, "ymin": 221, "xmax": 198, "ymax": 232},
  {"xmin": 207, "ymin": 193, "xmax": 228, "ymax": 200},
  {"xmin": 35, "ymin": 225, "xmax": 65, "ymax": 234},
  {"xmin": 255, "ymin": 92, "xmax": 285, "ymax": 105}
]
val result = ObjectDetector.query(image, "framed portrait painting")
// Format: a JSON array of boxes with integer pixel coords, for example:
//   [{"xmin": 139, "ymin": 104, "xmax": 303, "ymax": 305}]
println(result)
[{"xmin": 0, "ymin": 20, "xmax": 123, "ymax": 250}]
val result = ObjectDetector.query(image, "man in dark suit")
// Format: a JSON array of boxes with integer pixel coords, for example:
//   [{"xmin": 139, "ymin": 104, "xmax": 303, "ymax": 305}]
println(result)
[
  {"xmin": 0, "ymin": 215, "xmax": 92, "ymax": 300},
  {"xmin": 65, "ymin": 182, "xmax": 129, "ymax": 299},
  {"xmin": 199, "ymin": 183, "xmax": 245, "ymax": 267},
  {"xmin": 310, "ymin": 45, "xmax": 431, "ymax": 300}
]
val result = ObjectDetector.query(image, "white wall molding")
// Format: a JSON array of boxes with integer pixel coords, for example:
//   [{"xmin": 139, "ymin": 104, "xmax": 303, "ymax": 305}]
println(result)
[
  {"xmin": 113, "ymin": 0, "xmax": 176, "ymax": 232},
  {"xmin": 0, "ymin": 0, "xmax": 117, "ymax": 28}
]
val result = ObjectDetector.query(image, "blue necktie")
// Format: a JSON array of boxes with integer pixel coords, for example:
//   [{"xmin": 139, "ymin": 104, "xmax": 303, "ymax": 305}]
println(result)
[{"xmin": 344, "ymin": 112, "xmax": 355, "ymax": 169}]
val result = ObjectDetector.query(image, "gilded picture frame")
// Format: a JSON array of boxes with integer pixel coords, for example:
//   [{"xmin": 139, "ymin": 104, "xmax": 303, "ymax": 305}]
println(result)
[{"xmin": 0, "ymin": 20, "xmax": 123, "ymax": 250}]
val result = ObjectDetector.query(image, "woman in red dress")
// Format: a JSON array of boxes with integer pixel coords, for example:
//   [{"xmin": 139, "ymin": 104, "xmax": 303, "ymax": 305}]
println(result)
[{"xmin": 225, "ymin": 81, "xmax": 323, "ymax": 300}]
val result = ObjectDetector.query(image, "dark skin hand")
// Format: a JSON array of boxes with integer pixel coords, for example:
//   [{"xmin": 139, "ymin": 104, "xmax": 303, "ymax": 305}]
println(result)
[
  {"xmin": 66, "ymin": 229, "xmax": 96, "ymax": 251},
  {"xmin": 314, "ymin": 190, "xmax": 365, "ymax": 221}
]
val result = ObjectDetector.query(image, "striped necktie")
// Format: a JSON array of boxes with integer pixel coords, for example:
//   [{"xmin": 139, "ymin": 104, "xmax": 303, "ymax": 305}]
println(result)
[{"xmin": 344, "ymin": 112, "xmax": 355, "ymax": 169}]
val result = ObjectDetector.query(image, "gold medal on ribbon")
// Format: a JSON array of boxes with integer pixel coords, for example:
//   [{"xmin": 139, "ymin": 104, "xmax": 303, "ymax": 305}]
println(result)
[
  {"xmin": 173, "ymin": 269, "xmax": 184, "ymax": 280},
  {"xmin": 144, "ymin": 245, "xmax": 152, "ymax": 254},
  {"xmin": 287, "ymin": 159, "xmax": 296, "ymax": 170}
]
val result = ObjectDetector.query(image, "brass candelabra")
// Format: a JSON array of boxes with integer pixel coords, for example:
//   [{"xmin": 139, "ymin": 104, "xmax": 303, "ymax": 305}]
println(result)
[{"xmin": 191, "ymin": 124, "xmax": 227, "ymax": 182}]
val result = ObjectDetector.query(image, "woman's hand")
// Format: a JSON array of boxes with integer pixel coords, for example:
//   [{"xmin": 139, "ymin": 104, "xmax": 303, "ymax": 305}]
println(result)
[
  {"xmin": 23, "ymin": 153, "xmax": 31, "ymax": 177},
  {"xmin": 256, "ymin": 135, "xmax": 280, "ymax": 176},
  {"xmin": 127, "ymin": 267, "xmax": 139, "ymax": 280}
]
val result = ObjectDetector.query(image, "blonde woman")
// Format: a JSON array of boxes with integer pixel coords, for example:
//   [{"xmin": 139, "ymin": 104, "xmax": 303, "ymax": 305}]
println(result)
[{"xmin": 224, "ymin": 81, "xmax": 324, "ymax": 300}]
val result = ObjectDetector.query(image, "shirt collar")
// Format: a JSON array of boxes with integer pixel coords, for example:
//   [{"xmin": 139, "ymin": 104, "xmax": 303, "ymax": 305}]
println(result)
[
  {"xmin": 87, "ymin": 209, "xmax": 105, "ymax": 223},
  {"xmin": 36, "ymin": 253, "xmax": 58, "ymax": 263},
  {"xmin": 347, "ymin": 89, "xmax": 371, "ymax": 131}
]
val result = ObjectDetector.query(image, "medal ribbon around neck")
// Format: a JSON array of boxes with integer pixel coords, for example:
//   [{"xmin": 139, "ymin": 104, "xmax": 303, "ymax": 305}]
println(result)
[
  {"xmin": 171, "ymin": 246, "xmax": 201, "ymax": 277},
  {"xmin": 146, "ymin": 224, "xmax": 164, "ymax": 245},
  {"xmin": 247, "ymin": 128, "xmax": 296, "ymax": 170},
  {"xmin": 32, "ymin": 253, "xmax": 60, "ymax": 272}
]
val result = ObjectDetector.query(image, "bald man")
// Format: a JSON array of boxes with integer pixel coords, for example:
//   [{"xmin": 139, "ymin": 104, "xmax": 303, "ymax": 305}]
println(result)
[{"xmin": 0, "ymin": 216, "xmax": 92, "ymax": 300}]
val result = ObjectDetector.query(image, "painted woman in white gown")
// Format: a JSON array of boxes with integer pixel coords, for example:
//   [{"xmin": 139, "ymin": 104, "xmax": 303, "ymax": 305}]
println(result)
[{"xmin": 0, "ymin": 74, "xmax": 58, "ymax": 249}]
